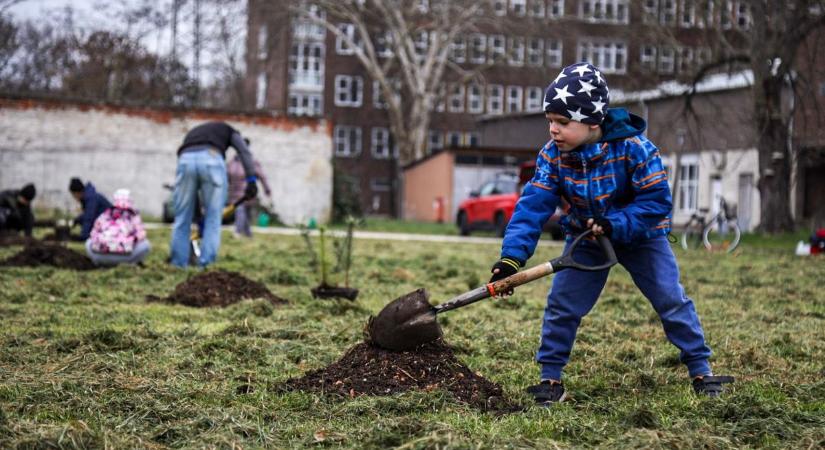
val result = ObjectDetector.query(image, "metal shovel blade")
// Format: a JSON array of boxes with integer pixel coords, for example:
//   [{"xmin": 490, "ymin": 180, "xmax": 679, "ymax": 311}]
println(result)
[{"xmin": 367, "ymin": 288, "xmax": 443, "ymax": 351}]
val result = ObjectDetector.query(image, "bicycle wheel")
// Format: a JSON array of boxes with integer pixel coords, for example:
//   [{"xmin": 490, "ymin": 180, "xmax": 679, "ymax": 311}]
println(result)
[
  {"xmin": 702, "ymin": 218, "xmax": 741, "ymax": 253},
  {"xmin": 680, "ymin": 223, "xmax": 703, "ymax": 250}
]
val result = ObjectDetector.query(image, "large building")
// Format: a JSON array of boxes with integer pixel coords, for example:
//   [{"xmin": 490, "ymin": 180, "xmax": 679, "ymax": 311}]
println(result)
[{"xmin": 245, "ymin": 0, "xmax": 755, "ymax": 216}]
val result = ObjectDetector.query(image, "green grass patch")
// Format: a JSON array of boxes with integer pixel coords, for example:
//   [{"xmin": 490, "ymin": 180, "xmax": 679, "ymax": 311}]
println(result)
[{"xmin": 1, "ymin": 230, "xmax": 823, "ymax": 448}]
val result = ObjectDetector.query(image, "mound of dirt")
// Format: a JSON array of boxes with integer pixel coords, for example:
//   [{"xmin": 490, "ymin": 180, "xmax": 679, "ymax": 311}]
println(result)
[
  {"xmin": 0, "ymin": 242, "xmax": 96, "ymax": 270},
  {"xmin": 0, "ymin": 235, "xmax": 38, "ymax": 247},
  {"xmin": 282, "ymin": 340, "xmax": 518, "ymax": 412},
  {"xmin": 148, "ymin": 269, "xmax": 286, "ymax": 308}
]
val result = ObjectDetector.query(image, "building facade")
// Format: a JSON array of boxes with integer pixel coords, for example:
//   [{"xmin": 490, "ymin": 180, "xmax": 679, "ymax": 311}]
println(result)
[{"xmin": 245, "ymin": 0, "xmax": 755, "ymax": 216}]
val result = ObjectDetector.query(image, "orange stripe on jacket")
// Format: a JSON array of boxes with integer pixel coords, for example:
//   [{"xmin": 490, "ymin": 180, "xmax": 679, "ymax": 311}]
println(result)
[
  {"xmin": 640, "ymin": 178, "xmax": 666, "ymax": 190},
  {"xmin": 564, "ymin": 177, "xmax": 588, "ymax": 185},
  {"xmin": 592, "ymin": 174, "xmax": 614, "ymax": 181},
  {"xmin": 595, "ymin": 193, "xmax": 611, "ymax": 201},
  {"xmin": 635, "ymin": 170, "xmax": 667, "ymax": 184},
  {"xmin": 541, "ymin": 152, "xmax": 560, "ymax": 164},
  {"xmin": 530, "ymin": 181, "xmax": 555, "ymax": 191}
]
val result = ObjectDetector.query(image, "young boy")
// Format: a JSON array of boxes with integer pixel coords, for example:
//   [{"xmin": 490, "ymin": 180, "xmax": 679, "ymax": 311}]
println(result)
[{"xmin": 489, "ymin": 62, "xmax": 732, "ymax": 404}]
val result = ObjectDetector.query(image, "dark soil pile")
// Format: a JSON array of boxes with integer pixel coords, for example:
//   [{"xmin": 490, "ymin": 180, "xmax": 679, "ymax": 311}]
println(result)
[
  {"xmin": 148, "ymin": 269, "xmax": 286, "ymax": 308},
  {"xmin": 0, "ymin": 242, "xmax": 96, "ymax": 270},
  {"xmin": 0, "ymin": 235, "xmax": 37, "ymax": 247},
  {"xmin": 282, "ymin": 340, "xmax": 518, "ymax": 412}
]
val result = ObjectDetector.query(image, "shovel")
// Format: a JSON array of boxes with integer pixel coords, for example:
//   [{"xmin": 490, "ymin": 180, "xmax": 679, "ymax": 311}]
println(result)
[
  {"xmin": 190, "ymin": 194, "xmax": 253, "ymax": 261},
  {"xmin": 367, "ymin": 230, "xmax": 618, "ymax": 351}
]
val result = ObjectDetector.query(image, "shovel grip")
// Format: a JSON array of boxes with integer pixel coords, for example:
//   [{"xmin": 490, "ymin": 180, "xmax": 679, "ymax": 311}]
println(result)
[{"xmin": 487, "ymin": 262, "xmax": 554, "ymax": 296}]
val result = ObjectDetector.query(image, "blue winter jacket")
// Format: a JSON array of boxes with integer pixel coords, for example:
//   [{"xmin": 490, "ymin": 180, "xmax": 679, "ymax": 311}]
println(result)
[
  {"xmin": 75, "ymin": 183, "xmax": 112, "ymax": 240},
  {"xmin": 501, "ymin": 108, "xmax": 672, "ymax": 263}
]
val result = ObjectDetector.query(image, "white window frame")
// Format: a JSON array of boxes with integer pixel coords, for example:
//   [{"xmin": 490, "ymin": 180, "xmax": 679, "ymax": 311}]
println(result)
[
  {"xmin": 735, "ymin": 1, "xmax": 750, "ymax": 29},
  {"xmin": 643, "ymin": 0, "xmax": 658, "ymax": 24},
  {"xmin": 659, "ymin": 0, "xmax": 676, "ymax": 25},
  {"xmin": 465, "ymin": 132, "xmax": 480, "ymax": 147},
  {"xmin": 508, "ymin": 37, "xmax": 525, "ymax": 66},
  {"xmin": 257, "ymin": 25, "xmax": 268, "ymax": 59},
  {"xmin": 334, "ymin": 75, "xmax": 363, "ymax": 107},
  {"xmin": 576, "ymin": 40, "xmax": 627, "ymax": 74},
  {"xmin": 488, "ymin": 35, "xmax": 506, "ymax": 62},
  {"xmin": 371, "ymin": 127, "xmax": 391, "ymax": 159},
  {"xmin": 493, "ymin": 0, "xmax": 507, "ymax": 16},
  {"xmin": 414, "ymin": 30, "xmax": 429, "ymax": 59},
  {"xmin": 526, "ymin": 86, "xmax": 543, "ymax": 111},
  {"xmin": 579, "ymin": 0, "xmax": 629, "ymax": 24},
  {"xmin": 510, "ymin": 0, "xmax": 527, "ymax": 16},
  {"xmin": 506, "ymin": 86, "xmax": 523, "ymax": 113},
  {"xmin": 335, "ymin": 23, "xmax": 360, "ymax": 55},
  {"xmin": 334, "ymin": 125, "xmax": 362, "ymax": 157},
  {"xmin": 487, "ymin": 84, "xmax": 503, "ymax": 115},
  {"xmin": 434, "ymin": 84, "xmax": 446, "ymax": 112},
  {"xmin": 373, "ymin": 80, "xmax": 386, "ymax": 109},
  {"xmin": 448, "ymin": 84, "xmax": 465, "ymax": 113},
  {"xmin": 529, "ymin": 0, "xmax": 545, "ymax": 17},
  {"xmin": 678, "ymin": 47, "xmax": 694, "ymax": 73},
  {"xmin": 641, "ymin": 44, "xmax": 657, "ymax": 71},
  {"xmin": 289, "ymin": 41, "xmax": 325, "ymax": 88},
  {"xmin": 658, "ymin": 46, "xmax": 675, "ymax": 74},
  {"xmin": 470, "ymin": 33, "xmax": 486, "ymax": 64},
  {"xmin": 446, "ymin": 131, "xmax": 463, "ymax": 148},
  {"xmin": 450, "ymin": 35, "xmax": 466, "ymax": 63},
  {"xmin": 527, "ymin": 37, "xmax": 544, "ymax": 66},
  {"xmin": 548, "ymin": 0, "xmax": 565, "ymax": 18},
  {"xmin": 427, "ymin": 130, "xmax": 444, "ymax": 153},
  {"xmin": 376, "ymin": 31, "xmax": 393, "ymax": 58},
  {"xmin": 255, "ymin": 72, "xmax": 267, "ymax": 109},
  {"xmin": 720, "ymin": 0, "xmax": 733, "ymax": 29},
  {"xmin": 468, "ymin": 84, "xmax": 484, "ymax": 113},
  {"xmin": 288, "ymin": 93, "xmax": 323, "ymax": 116},
  {"xmin": 546, "ymin": 39, "xmax": 563, "ymax": 68},
  {"xmin": 677, "ymin": 154, "xmax": 699, "ymax": 213},
  {"xmin": 680, "ymin": 0, "xmax": 696, "ymax": 27}
]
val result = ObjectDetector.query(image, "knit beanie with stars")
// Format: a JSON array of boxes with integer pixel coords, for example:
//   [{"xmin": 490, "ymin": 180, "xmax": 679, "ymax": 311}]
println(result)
[{"xmin": 543, "ymin": 62, "xmax": 609, "ymax": 125}]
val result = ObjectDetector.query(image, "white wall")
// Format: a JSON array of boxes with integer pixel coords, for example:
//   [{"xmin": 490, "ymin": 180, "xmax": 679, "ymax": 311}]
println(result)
[{"xmin": 0, "ymin": 100, "xmax": 332, "ymax": 225}]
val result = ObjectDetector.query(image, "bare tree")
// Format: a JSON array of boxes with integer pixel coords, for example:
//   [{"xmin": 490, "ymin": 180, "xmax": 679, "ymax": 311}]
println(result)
[{"xmin": 294, "ymin": 0, "xmax": 500, "ymax": 164}]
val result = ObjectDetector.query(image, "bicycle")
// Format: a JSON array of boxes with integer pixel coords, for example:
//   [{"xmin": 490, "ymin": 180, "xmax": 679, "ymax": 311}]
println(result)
[{"xmin": 679, "ymin": 197, "xmax": 741, "ymax": 253}]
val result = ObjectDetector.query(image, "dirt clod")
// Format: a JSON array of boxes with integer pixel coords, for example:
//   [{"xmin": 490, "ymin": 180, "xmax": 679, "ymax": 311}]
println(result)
[
  {"xmin": 148, "ymin": 270, "xmax": 286, "ymax": 308},
  {"xmin": 0, "ymin": 242, "xmax": 96, "ymax": 270},
  {"xmin": 282, "ymin": 340, "xmax": 518, "ymax": 412}
]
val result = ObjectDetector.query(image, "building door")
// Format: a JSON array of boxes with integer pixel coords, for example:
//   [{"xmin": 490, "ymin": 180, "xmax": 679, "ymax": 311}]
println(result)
[{"xmin": 738, "ymin": 173, "xmax": 754, "ymax": 232}]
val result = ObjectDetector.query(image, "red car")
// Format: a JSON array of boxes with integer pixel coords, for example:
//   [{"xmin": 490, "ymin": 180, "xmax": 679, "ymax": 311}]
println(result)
[{"xmin": 456, "ymin": 161, "xmax": 563, "ymax": 239}]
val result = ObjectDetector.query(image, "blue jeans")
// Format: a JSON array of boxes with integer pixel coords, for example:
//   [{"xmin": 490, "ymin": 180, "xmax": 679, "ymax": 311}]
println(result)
[
  {"xmin": 169, "ymin": 149, "xmax": 227, "ymax": 267},
  {"xmin": 86, "ymin": 239, "xmax": 151, "ymax": 266},
  {"xmin": 537, "ymin": 236, "xmax": 712, "ymax": 381}
]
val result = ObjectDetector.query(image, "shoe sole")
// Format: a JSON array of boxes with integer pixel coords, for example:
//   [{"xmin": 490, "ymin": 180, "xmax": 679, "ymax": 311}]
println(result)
[{"xmin": 536, "ymin": 391, "xmax": 567, "ymax": 406}]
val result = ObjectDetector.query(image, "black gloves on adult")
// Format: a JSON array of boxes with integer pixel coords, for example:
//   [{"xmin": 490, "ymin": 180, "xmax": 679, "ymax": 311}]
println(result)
[
  {"xmin": 589, "ymin": 217, "xmax": 613, "ymax": 237},
  {"xmin": 244, "ymin": 182, "xmax": 258, "ymax": 199},
  {"xmin": 489, "ymin": 257, "xmax": 522, "ymax": 283}
]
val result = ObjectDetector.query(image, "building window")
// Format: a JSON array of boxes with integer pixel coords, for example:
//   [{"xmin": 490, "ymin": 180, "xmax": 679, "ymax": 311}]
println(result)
[
  {"xmin": 677, "ymin": 155, "xmax": 699, "ymax": 213},
  {"xmin": 579, "ymin": 0, "xmax": 629, "ymax": 24},
  {"xmin": 371, "ymin": 127, "xmax": 391, "ymax": 159},
  {"xmin": 493, "ymin": 0, "xmax": 507, "ymax": 15},
  {"xmin": 434, "ymin": 84, "xmax": 446, "ymax": 112},
  {"xmin": 720, "ymin": 0, "xmax": 733, "ymax": 29},
  {"xmin": 680, "ymin": 0, "xmax": 696, "ymax": 27},
  {"xmin": 576, "ymin": 40, "xmax": 627, "ymax": 74},
  {"xmin": 257, "ymin": 25, "xmax": 268, "ymax": 59},
  {"xmin": 465, "ymin": 132, "xmax": 480, "ymax": 147},
  {"xmin": 526, "ymin": 86, "xmax": 543, "ymax": 111},
  {"xmin": 416, "ymin": 0, "xmax": 429, "ymax": 13},
  {"xmin": 414, "ymin": 30, "xmax": 429, "ymax": 59},
  {"xmin": 448, "ymin": 84, "xmax": 465, "ymax": 113},
  {"xmin": 288, "ymin": 93, "xmax": 322, "ymax": 116},
  {"xmin": 450, "ymin": 36, "xmax": 466, "ymax": 63},
  {"xmin": 370, "ymin": 178, "xmax": 391, "ymax": 192},
  {"xmin": 735, "ymin": 1, "xmax": 750, "ymax": 29},
  {"xmin": 697, "ymin": 0, "xmax": 715, "ymax": 28},
  {"xmin": 255, "ymin": 72, "xmax": 267, "ymax": 109},
  {"xmin": 678, "ymin": 47, "xmax": 694, "ymax": 73},
  {"xmin": 335, "ymin": 23, "xmax": 361, "ymax": 55},
  {"xmin": 373, "ymin": 78, "xmax": 400, "ymax": 110},
  {"xmin": 506, "ymin": 86, "xmax": 523, "ymax": 113},
  {"xmin": 487, "ymin": 84, "xmax": 503, "ymax": 114},
  {"xmin": 427, "ymin": 130, "xmax": 443, "ymax": 153},
  {"xmin": 289, "ymin": 42, "xmax": 324, "ymax": 88},
  {"xmin": 658, "ymin": 46, "xmax": 675, "ymax": 74},
  {"xmin": 529, "ymin": 0, "xmax": 545, "ymax": 17},
  {"xmin": 641, "ymin": 44, "xmax": 657, "ymax": 71},
  {"xmin": 511, "ymin": 0, "xmax": 527, "ymax": 16},
  {"xmin": 446, "ymin": 131, "xmax": 463, "ymax": 148},
  {"xmin": 527, "ymin": 37, "xmax": 544, "ymax": 66},
  {"xmin": 292, "ymin": 4, "xmax": 326, "ymax": 39},
  {"xmin": 334, "ymin": 126, "xmax": 362, "ymax": 157},
  {"xmin": 488, "ymin": 35, "xmax": 506, "ymax": 62},
  {"xmin": 508, "ymin": 37, "xmax": 525, "ymax": 66},
  {"xmin": 546, "ymin": 39, "xmax": 563, "ymax": 67},
  {"xmin": 643, "ymin": 0, "xmax": 658, "ymax": 23},
  {"xmin": 548, "ymin": 0, "xmax": 565, "ymax": 18},
  {"xmin": 376, "ymin": 31, "xmax": 393, "ymax": 58},
  {"xmin": 334, "ymin": 75, "xmax": 363, "ymax": 107},
  {"xmin": 468, "ymin": 84, "xmax": 484, "ymax": 113},
  {"xmin": 660, "ymin": 0, "xmax": 676, "ymax": 25},
  {"xmin": 470, "ymin": 33, "xmax": 486, "ymax": 64}
]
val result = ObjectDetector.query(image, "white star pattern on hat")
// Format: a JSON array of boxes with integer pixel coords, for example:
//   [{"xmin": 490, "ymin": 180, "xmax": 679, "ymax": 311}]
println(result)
[
  {"xmin": 552, "ymin": 71, "xmax": 566, "ymax": 84},
  {"xmin": 578, "ymin": 80, "xmax": 596, "ymax": 97},
  {"xmin": 553, "ymin": 85, "xmax": 574, "ymax": 104},
  {"xmin": 567, "ymin": 108, "xmax": 588, "ymax": 122},
  {"xmin": 571, "ymin": 64, "xmax": 591, "ymax": 77},
  {"xmin": 591, "ymin": 99, "xmax": 606, "ymax": 114},
  {"xmin": 594, "ymin": 70, "xmax": 605, "ymax": 85}
]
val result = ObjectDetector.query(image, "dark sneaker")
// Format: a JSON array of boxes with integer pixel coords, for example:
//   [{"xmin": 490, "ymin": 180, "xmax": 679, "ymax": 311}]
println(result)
[
  {"xmin": 526, "ymin": 380, "xmax": 567, "ymax": 404},
  {"xmin": 692, "ymin": 375, "xmax": 735, "ymax": 397}
]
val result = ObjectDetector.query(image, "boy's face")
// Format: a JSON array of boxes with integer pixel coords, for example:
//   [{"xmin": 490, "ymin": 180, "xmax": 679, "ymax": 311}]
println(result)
[{"xmin": 546, "ymin": 112, "xmax": 600, "ymax": 152}]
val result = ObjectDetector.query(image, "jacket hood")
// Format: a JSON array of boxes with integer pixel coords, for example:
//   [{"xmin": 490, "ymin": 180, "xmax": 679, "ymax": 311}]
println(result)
[{"xmin": 599, "ymin": 108, "xmax": 647, "ymax": 142}]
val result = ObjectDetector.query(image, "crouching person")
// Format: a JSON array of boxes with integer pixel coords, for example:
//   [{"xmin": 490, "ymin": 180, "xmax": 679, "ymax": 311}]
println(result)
[{"xmin": 85, "ymin": 189, "xmax": 151, "ymax": 266}]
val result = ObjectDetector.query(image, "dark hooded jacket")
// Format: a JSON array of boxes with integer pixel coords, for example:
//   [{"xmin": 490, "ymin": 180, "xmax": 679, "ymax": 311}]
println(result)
[
  {"xmin": 74, "ymin": 183, "xmax": 112, "ymax": 240},
  {"xmin": 0, "ymin": 190, "xmax": 34, "ymax": 236}
]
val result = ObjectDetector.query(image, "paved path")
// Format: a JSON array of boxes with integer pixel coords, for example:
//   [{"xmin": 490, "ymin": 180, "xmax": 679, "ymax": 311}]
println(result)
[{"xmin": 144, "ymin": 223, "xmax": 564, "ymax": 247}]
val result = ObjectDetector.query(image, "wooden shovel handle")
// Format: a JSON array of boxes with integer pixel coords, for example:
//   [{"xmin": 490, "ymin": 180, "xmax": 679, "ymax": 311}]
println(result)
[{"xmin": 486, "ymin": 262, "xmax": 555, "ymax": 296}]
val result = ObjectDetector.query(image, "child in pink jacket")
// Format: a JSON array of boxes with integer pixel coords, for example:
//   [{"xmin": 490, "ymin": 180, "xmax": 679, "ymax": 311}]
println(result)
[{"xmin": 85, "ymin": 189, "xmax": 151, "ymax": 266}]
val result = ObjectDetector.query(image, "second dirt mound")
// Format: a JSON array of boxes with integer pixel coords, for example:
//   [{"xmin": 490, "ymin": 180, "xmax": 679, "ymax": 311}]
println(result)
[
  {"xmin": 150, "ymin": 270, "xmax": 286, "ymax": 308},
  {"xmin": 0, "ymin": 242, "xmax": 96, "ymax": 270},
  {"xmin": 282, "ymin": 340, "xmax": 518, "ymax": 412}
]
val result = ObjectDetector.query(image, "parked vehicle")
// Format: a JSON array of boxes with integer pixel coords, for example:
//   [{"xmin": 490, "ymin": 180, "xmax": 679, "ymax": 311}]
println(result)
[{"xmin": 456, "ymin": 161, "xmax": 563, "ymax": 239}]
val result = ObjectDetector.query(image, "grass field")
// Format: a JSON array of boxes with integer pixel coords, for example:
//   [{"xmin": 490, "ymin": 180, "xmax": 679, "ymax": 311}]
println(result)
[{"xmin": 1, "ymin": 229, "xmax": 823, "ymax": 449}]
